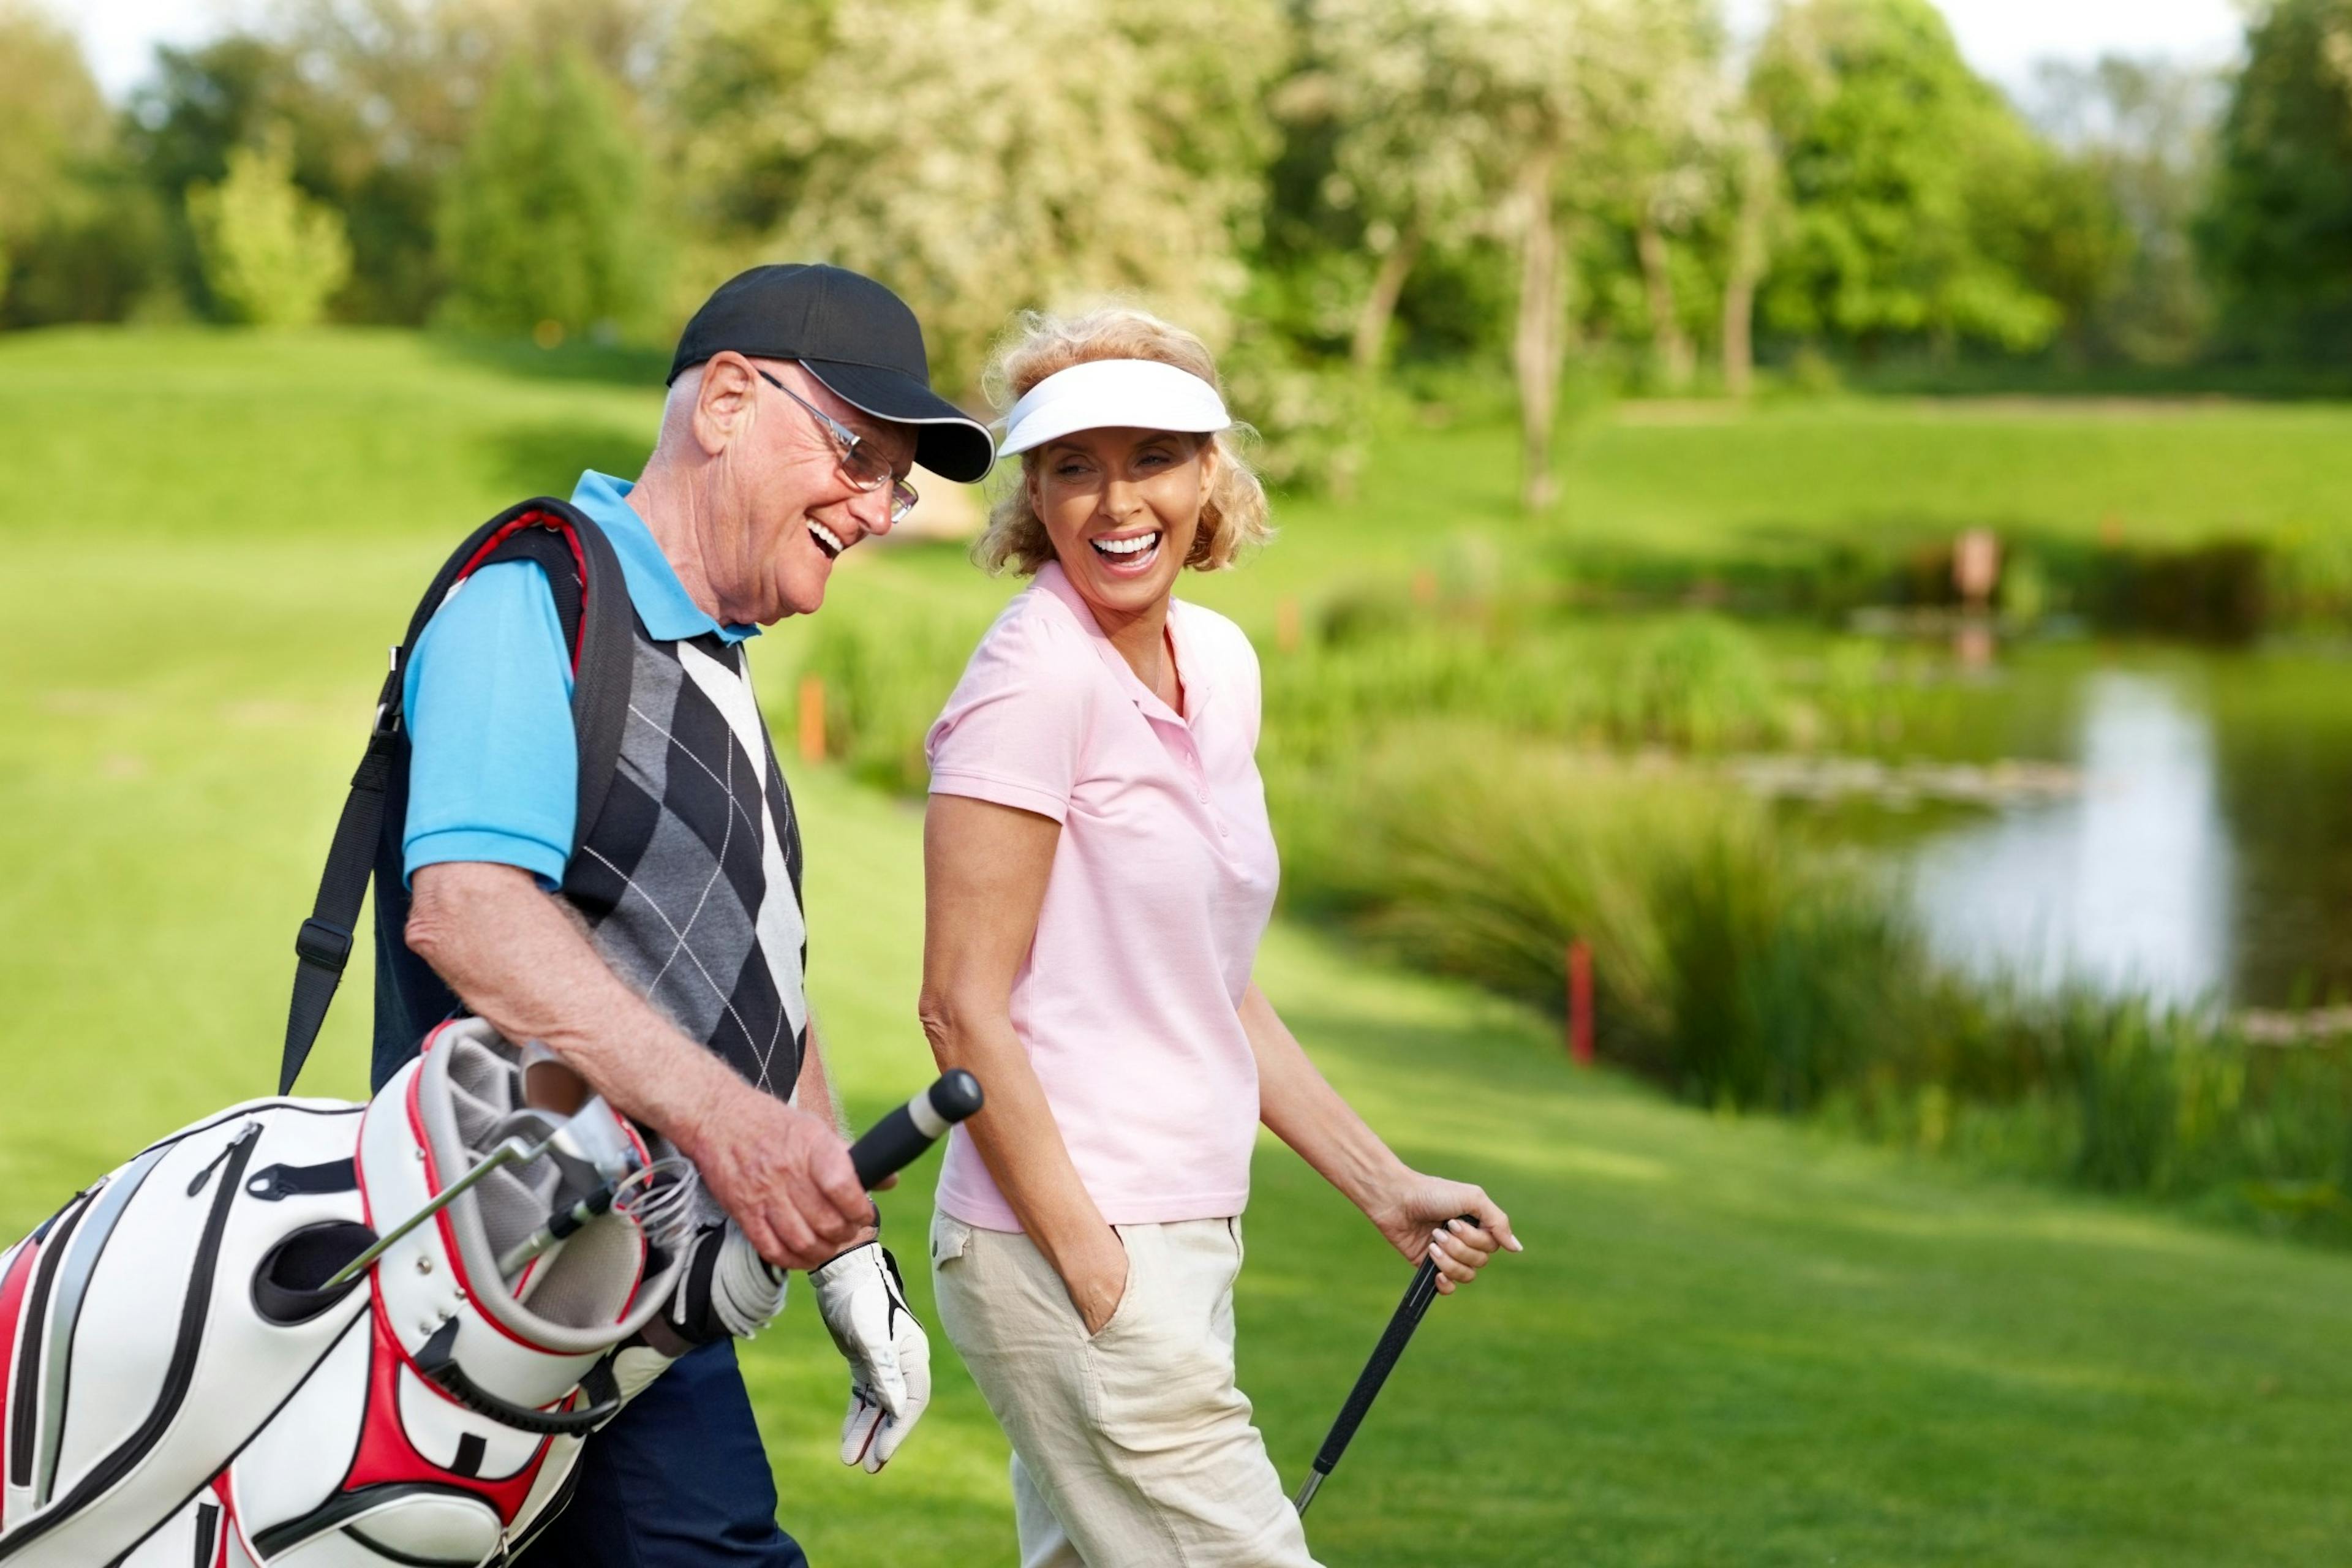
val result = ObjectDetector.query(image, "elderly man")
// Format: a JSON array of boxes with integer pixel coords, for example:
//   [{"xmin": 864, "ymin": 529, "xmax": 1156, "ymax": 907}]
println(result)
[{"xmin": 389, "ymin": 265, "xmax": 992, "ymax": 1564}]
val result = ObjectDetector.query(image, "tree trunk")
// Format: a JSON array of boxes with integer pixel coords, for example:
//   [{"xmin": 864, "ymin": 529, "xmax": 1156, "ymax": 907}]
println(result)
[
  {"xmin": 1350, "ymin": 226, "xmax": 1422, "ymax": 377},
  {"xmin": 1636, "ymin": 210, "xmax": 1694, "ymax": 391},
  {"xmin": 1512, "ymin": 153, "xmax": 1564, "ymax": 513},
  {"xmin": 1721, "ymin": 130, "xmax": 1771, "ymax": 401}
]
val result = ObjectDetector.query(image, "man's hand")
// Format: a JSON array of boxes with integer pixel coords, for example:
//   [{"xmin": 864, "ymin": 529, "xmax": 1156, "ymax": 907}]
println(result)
[
  {"xmin": 1369, "ymin": 1172, "xmax": 1520, "ymax": 1295},
  {"xmin": 675, "ymin": 1086, "xmax": 872, "ymax": 1271},
  {"xmin": 810, "ymin": 1243, "xmax": 932, "ymax": 1472}
]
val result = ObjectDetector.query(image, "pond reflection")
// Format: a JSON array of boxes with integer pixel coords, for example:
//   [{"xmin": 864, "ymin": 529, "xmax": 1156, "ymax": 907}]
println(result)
[{"xmin": 1908, "ymin": 672, "xmax": 2234, "ymax": 1008}]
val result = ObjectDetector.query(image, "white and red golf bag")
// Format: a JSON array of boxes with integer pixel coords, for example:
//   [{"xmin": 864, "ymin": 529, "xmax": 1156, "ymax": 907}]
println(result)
[{"xmin": 0, "ymin": 1017, "xmax": 763, "ymax": 1567}]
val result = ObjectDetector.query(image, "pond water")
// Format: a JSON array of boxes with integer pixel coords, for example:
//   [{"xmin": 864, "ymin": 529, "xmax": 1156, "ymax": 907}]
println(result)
[{"xmin": 1841, "ymin": 644, "xmax": 2352, "ymax": 1009}]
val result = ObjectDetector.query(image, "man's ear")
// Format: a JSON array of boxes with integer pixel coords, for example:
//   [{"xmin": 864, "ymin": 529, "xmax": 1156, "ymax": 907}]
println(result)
[{"xmin": 693, "ymin": 353, "xmax": 760, "ymax": 457}]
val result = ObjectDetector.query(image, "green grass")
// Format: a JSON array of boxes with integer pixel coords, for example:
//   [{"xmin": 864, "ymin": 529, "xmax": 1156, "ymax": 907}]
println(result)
[{"xmin": 7, "ymin": 326, "xmax": 2352, "ymax": 1561}]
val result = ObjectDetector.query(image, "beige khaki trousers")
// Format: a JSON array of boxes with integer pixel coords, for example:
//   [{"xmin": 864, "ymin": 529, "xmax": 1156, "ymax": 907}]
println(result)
[{"xmin": 931, "ymin": 1212, "xmax": 1322, "ymax": 1568}]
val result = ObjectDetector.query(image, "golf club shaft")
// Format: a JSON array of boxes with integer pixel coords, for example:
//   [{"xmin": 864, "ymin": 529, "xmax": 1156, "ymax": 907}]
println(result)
[
  {"xmin": 496, "ymin": 1180, "xmax": 617, "ymax": 1279},
  {"xmin": 320, "ymin": 1134, "xmax": 539, "ymax": 1290},
  {"xmin": 1293, "ymin": 1216, "xmax": 1472, "ymax": 1517}
]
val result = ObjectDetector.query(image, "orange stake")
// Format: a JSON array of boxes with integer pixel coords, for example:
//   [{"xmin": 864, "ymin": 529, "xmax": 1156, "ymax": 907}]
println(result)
[{"xmin": 797, "ymin": 674, "xmax": 826, "ymax": 764}]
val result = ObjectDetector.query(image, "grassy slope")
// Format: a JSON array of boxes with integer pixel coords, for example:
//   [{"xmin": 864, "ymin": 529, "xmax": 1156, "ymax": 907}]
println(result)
[{"xmin": 4, "ymin": 328, "xmax": 2352, "ymax": 1561}]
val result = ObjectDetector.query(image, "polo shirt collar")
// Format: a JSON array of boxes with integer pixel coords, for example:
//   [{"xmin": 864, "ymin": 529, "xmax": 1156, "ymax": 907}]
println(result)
[
  {"xmin": 1035, "ymin": 560, "xmax": 1212, "ymax": 726},
  {"xmin": 570, "ymin": 470, "xmax": 758, "ymax": 646}
]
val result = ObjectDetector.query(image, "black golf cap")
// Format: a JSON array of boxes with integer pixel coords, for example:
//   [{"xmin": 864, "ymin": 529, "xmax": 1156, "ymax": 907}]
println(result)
[{"xmin": 669, "ymin": 263, "xmax": 995, "ymax": 483}]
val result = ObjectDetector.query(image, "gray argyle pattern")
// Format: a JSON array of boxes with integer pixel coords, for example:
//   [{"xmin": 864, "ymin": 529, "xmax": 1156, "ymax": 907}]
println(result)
[{"xmin": 563, "ymin": 629, "xmax": 808, "ymax": 1097}]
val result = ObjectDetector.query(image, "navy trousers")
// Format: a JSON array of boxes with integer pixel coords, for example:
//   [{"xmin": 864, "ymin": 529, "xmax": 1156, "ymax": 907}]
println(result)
[{"xmin": 517, "ymin": 1340, "xmax": 810, "ymax": 1568}]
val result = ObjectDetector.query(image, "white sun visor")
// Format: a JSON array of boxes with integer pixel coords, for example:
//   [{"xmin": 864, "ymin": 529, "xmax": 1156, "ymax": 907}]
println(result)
[{"xmin": 998, "ymin": 358, "xmax": 1231, "ymax": 456}]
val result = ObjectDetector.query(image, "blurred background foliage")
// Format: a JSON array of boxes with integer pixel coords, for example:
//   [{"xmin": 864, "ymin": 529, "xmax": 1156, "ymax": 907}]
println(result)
[{"xmin": 7, "ymin": 0, "xmax": 2352, "ymax": 483}]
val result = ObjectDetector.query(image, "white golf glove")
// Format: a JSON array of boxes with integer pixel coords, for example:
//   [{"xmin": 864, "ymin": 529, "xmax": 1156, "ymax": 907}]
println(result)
[{"xmin": 809, "ymin": 1242, "xmax": 930, "ymax": 1472}]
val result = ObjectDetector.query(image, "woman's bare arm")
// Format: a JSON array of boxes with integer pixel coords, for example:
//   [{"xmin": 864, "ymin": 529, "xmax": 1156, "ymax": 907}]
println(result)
[
  {"xmin": 1242, "ymin": 982, "xmax": 1520, "ymax": 1292},
  {"xmin": 916, "ymin": 794, "xmax": 1129, "ymax": 1332}
]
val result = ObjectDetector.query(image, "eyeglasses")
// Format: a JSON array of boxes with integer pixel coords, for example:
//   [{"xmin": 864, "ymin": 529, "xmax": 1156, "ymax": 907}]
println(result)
[{"xmin": 756, "ymin": 368, "xmax": 920, "ymax": 525}]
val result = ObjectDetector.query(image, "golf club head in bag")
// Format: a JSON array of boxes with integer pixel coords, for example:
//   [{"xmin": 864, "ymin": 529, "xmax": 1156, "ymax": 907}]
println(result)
[{"xmin": 0, "ymin": 1019, "xmax": 706, "ymax": 1567}]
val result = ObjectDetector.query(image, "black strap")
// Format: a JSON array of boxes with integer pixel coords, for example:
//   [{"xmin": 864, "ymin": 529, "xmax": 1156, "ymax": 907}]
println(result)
[
  {"xmin": 279, "ymin": 498, "xmax": 633, "ymax": 1095},
  {"xmin": 415, "ymin": 1321, "xmax": 625, "ymax": 1435}
]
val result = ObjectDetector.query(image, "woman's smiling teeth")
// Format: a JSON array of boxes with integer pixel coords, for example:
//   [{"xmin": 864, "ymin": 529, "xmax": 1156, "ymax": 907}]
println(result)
[
  {"xmin": 807, "ymin": 519, "xmax": 846, "ymax": 559},
  {"xmin": 1091, "ymin": 530, "xmax": 1160, "ymax": 570}
]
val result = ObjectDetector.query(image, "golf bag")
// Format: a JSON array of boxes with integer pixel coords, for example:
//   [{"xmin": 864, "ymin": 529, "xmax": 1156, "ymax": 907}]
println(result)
[{"xmin": 0, "ymin": 1014, "xmax": 774, "ymax": 1566}]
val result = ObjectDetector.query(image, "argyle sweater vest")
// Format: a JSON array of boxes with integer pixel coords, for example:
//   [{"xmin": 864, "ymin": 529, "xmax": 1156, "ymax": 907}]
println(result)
[{"xmin": 560, "ymin": 625, "xmax": 809, "ymax": 1098}]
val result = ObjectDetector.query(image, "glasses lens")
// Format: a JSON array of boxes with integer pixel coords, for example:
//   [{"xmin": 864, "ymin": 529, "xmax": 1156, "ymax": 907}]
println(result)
[
  {"xmin": 890, "ymin": 481, "xmax": 919, "ymax": 524},
  {"xmin": 831, "ymin": 441, "xmax": 886, "ymax": 490}
]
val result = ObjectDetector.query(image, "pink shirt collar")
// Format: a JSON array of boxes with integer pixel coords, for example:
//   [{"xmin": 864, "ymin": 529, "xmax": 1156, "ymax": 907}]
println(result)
[{"xmin": 1033, "ymin": 559, "xmax": 1213, "ymax": 725}]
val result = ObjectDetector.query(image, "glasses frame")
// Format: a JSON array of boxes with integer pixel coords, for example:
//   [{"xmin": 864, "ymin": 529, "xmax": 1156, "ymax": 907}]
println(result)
[{"xmin": 755, "ymin": 366, "xmax": 919, "ymax": 526}]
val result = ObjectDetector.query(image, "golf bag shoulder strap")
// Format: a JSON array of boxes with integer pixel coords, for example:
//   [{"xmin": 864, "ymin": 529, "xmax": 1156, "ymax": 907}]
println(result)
[{"xmin": 279, "ymin": 497, "xmax": 634, "ymax": 1095}]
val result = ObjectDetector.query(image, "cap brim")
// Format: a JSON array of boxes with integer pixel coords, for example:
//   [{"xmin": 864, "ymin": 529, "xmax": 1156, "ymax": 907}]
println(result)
[{"xmin": 801, "ymin": 359, "xmax": 996, "ymax": 484}]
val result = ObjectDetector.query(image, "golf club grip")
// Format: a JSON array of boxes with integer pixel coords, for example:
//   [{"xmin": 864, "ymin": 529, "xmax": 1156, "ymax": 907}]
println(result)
[
  {"xmin": 1311, "ymin": 1257, "xmax": 1442, "ymax": 1476},
  {"xmin": 849, "ymin": 1070, "xmax": 985, "ymax": 1189}
]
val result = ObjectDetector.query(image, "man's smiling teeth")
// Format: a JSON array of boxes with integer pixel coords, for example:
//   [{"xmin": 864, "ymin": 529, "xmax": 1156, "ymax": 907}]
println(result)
[
  {"xmin": 808, "ymin": 520, "xmax": 845, "ymax": 559},
  {"xmin": 1093, "ymin": 532, "xmax": 1159, "ymax": 558}
]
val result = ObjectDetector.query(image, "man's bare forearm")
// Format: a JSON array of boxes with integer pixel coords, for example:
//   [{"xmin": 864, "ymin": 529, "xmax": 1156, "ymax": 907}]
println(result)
[
  {"xmin": 405, "ymin": 861, "xmax": 873, "ymax": 1270},
  {"xmin": 405, "ymin": 861, "xmax": 746, "ymax": 1155}
]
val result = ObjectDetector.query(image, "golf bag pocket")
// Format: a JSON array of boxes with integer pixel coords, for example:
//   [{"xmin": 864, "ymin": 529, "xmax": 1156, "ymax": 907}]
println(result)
[
  {"xmin": 129, "ymin": 1476, "xmax": 513, "ymax": 1568},
  {"xmin": 0, "ymin": 1098, "xmax": 372, "ymax": 1567}
]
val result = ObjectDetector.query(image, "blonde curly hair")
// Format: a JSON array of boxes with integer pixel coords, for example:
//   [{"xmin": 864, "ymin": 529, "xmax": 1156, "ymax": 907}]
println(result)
[{"xmin": 974, "ymin": 306, "xmax": 1272, "ymax": 576}]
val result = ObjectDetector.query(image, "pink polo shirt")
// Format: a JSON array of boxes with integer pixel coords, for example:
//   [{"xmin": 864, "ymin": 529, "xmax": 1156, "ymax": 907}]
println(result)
[{"xmin": 925, "ymin": 562, "xmax": 1281, "ymax": 1231}]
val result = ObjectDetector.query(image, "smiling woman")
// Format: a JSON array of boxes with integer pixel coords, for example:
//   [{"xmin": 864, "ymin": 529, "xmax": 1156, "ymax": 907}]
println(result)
[
  {"xmin": 916, "ymin": 309, "xmax": 1516, "ymax": 1566},
  {"xmin": 974, "ymin": 309, "xmax": 1273, "ymax": 581}
]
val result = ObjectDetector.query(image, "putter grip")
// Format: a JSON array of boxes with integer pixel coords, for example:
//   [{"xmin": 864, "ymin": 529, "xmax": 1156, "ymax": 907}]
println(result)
[
  {"xmin": 848, "ymin": 1070, "xmax": 984, "ymax": 1189},
  {"xmin": 1311, "ymin": 1256, "xmax": 1440, "ymax": 1476}
]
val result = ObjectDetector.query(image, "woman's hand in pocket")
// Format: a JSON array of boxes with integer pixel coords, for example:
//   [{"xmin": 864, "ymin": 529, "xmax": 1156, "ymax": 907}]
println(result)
[{"xmin": 1060, "ymin": 1226, "xmax": 1130, "ymax": 1336}]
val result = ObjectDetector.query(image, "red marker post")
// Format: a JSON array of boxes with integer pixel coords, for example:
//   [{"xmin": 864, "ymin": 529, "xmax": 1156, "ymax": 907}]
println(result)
[{"xmin": 1567, "ymin": 940, "xmax": 1594, "ymax": 1067}]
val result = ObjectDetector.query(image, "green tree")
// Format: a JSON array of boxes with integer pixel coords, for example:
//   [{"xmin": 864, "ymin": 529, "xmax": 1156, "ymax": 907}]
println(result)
[
  {"xmin": 1751, "ymin": 0, "xmax": 2064, "ymax": 356},
  {"xmin": 276, "ymin": 0, "xmax": 668, "ymax": 323},
  {"xmin": 1586, "ymin": 0, "xmax": 1736, "ymax": 392},
  {"xmin": 2198, "ymin": 0, "xmax": 2352, "ymax": 358},
  {"xmin": 2029, "ymin": 57, "xmax": 2216, "ymax": 364},
  {"xmin": 186, "ymin": 129, "xmax": 353, "ymax": 326},
  {"xmin": 437, "ymin": 46, "xmax": 656, "ymax": 337},
  {"xmin": 666, "ymin": 0, "xmax": 1285, "ymax": 393},
  {"xmin": 1283, "ymin": 0, "xmax": 1504, "ymax": 375},
  {"xmin": 0, "ymin": 1, "xmax": 111, "ymax": 311},
  {"xmin": 127, "ymin": 37, "xmax": 362, "ymax": 321}
]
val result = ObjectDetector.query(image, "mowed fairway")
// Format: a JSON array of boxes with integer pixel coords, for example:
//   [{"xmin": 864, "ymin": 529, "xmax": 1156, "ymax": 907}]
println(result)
[{"xmin": 4, "ymin": 329, "xmax": 2351, "ymax": 1563}]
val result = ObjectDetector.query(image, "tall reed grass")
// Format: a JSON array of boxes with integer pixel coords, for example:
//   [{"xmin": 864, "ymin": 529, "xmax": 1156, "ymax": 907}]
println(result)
[{"xmin": 1276, "ymin": 727, "xmax": 2352, "ymax": 1243}]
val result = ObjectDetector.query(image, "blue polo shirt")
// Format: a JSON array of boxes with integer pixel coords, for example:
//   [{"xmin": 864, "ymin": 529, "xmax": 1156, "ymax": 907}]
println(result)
[{"xmin": 401, "ymin": 470, "xmax": 759, "ymax": 889}]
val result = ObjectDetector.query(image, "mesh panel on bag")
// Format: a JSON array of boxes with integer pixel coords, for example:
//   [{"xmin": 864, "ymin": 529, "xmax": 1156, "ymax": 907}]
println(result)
[
  {"xmin": 437, "ymin": 1032, "xmax": 561, "ymax": 1260},
  {"xmin": 516, "ymin": 1210, "xmax": 641, "ymax": 1329},
  {"xmin": 429, "ymin": 1028, "xmax": 649, "ymax": 1330}
]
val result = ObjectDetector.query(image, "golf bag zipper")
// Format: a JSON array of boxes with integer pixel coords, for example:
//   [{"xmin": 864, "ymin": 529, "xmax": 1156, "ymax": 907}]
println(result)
[
  {"xmin": 184, "ymin": 1121, "xmax": 257, "ymax": 1199},
  {"xmin": 0, "ymin": 1121, "xmax": 260, "ymax": 1558},
  {"xmin": 6, "ymin": 1195, "xmax": 91, "ymax": 1490}
]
